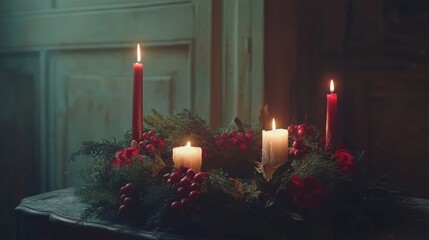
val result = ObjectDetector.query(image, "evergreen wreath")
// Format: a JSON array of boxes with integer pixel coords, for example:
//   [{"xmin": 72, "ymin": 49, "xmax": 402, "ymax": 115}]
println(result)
[{"xmin": 70, "ymin": 109, "xmax": 429, "ymax": 239}]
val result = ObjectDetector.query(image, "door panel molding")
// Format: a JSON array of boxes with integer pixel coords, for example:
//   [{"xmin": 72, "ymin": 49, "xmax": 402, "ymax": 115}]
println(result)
[
  {"xmin": 0, "ymin": 3, "xmax": 194, "ymax": 50},
  {"xmin": 222, "ymin": 0, "xmax": 263, "ymax": 125}
]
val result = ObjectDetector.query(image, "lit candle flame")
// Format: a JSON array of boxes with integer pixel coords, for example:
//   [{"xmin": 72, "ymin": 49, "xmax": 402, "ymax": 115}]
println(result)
[
  {"xmin": 330, "ymin": 79, "xmax": 335, "ymax": 93},
  {"xmin": 137, "ymin": 43, "xmax": 141, "ymax": 62},
  {"xmin": 272, "ymin": 119, "xmax": 276, "ymax": 130},
  {"xmin": 186, "ymin": 141, "xmax": 191, "ymax": 147}
]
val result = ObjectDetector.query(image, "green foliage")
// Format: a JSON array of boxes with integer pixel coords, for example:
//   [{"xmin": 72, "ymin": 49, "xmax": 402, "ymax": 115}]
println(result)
[
  {"xmin": 204, "ymin": 169, "xmax": 258, "ymax": 202},
  {"xmin": 69, "ymin": 138, "xmax": 126, "ymax": 163},
  {"xmin": 69, "ymin": 109, "xmax": 429, "ymax": 239},
  {"xmin": 292, "ymin": 151, "xmax": 340, "ymax": 184},
  {"xmin": 144, "ymin": 109, "xmax": 212, "ymax": 149}
]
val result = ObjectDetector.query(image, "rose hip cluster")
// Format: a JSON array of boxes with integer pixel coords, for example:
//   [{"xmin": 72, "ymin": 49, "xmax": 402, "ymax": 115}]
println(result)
[
  {"xmin": 163, "ymin": 167, "xmax": 209, "ymax": 216},
  {"xmin": 138, "ymin": 130, "xmax": 165, "ymax": 155},
  {"xmin": 118, "ymin": 183, "xmax": 137, "ymax": 216},
  {"xmin": 214, "ymin": 130, "xmax": 253, "ymax": 152},
  {"xmin": 287, "ymin": 124, "xmax": 314, "ymax": 159}
]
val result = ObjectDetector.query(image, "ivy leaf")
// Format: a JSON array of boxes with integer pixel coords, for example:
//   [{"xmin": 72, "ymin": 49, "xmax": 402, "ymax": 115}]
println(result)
[
  {"xmin": 234, "ymin": 117, "xmax": 244, "ymax": 132},
  {"xmin": 288, "ymin": 211, "xmax": 305, "ymax": 221},
  {"xmin": 254, "ymin": 169, "xmax": 268, "ymax": 191},
  {"xmin": 272, "ymin": 159, "xmax": 294, "ymax": 179}
]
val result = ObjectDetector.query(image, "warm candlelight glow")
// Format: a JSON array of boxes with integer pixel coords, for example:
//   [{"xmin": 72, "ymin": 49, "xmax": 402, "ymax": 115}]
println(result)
[
  {"xmin": 132, "ymin": 43, "xmax": 143, "ymax": 141},
  {"xmin": 262, "ymin": 118, "xmax": 289, "ymax": 172},
  {"xmin": 172, "ymin": 141, "xmax": 202, "ymax": 172},
  {"xmin": 137, "ymin": 44, "xmax": 141, "ymax": 62},
  {"xmin": 326, "ymin": 79, "xmax": 338, "ymax": 152}
]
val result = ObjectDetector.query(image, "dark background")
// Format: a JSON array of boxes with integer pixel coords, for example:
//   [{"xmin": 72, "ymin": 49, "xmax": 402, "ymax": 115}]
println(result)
[{"xmin": 265, "ymin": 0, "xmax": 429, "ymax": 198}]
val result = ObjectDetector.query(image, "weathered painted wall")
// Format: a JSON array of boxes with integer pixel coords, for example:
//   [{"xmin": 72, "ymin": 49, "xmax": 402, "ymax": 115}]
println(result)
[{"xmin": 0, "ymin": 1, "xmax": 263, "ymax": 238}]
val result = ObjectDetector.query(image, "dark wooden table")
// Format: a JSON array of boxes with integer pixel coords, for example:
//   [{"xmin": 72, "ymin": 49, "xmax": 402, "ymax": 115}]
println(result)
[
  {"xmin": 14, "ymin": 188, "xmax": 190, "ymax": 240},
  {"xmin": 15, "ymin": 188, "xmax": 429, "ymax": 240}
]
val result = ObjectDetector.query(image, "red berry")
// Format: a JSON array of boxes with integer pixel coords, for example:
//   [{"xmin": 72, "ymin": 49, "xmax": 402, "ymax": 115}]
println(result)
[
  {"xmin": 120, "ymin": 194, "xmax": 127, "ymax": 203},
  {"xmin": 142, "ymin": 132, "xmax": 149, "ymax": 139},
  {"xmin": 170, "ymin": 172, "xmax": 181, "ymax": 183},
  {"xmin": 170, "ymin": 201, "xmax": 182, "ymax": 213},
  {"xmin": 124, "ymin": 197, "xmax": 134, "ymax": 206},
  {"xmin": 167, "ymin": 178, "xmax": 173, "ymax": 186},
  {"xmin": 244, "ymin": 132, "xmax": 253, "ymax": 141},
  {"xmin": 287, "ymin": 125, "xmax": 297, "ymax": 135},
  {"xmin": 118, "ymin": 204, "xmax": 129, "ymax": 216},
  {"xmin": 292, "ymin": 140, "xmax": 303, "ymax": 149},
  {"xmin": 149, "ymin": 136, "xmax": 157, "ymax": 144},
  {"xmin": 297, "ymin": 124, "xmax": 308, "ymax": 130},
  {"xmin": 288, "ymin": 149, "xmax": 295, "ymax": 158},
  {"xmin": 178, "ymin": 177, "xmax": 191, "ymax": 189},
  {"xmin": 163, "ymin": 173, "xmax": 171, "ymax": 181},
  {"xmin": 229, "ymin": 137, "xmax": 238, "ymax": 145},
  {"xmin": 148, "ymin": 130, "xmax": 156, "ymax": 137},
  {"xmin": 139, "ymin": 141, "xmax": 147, "ymax": 149},
  {"xmin": 181, "ymin": 198, "xmax": 190, "ymax": 211},
  {"xmin": 177, "ymin": 187, "xmax": 187, "ymax": 197},
  {"xmin": 189, "ymin": 190, "xmax": 200, "ymax": 201},
  {"xmin": 186, "ymin": 169, "xmax": 196, "ymax": 180},
  {"xmin": 239, "ymin": 142, "xmax": 249, "ymax": 152},
  {"xmin": 294, "ymin": 149, "xmax": 303, "ymax": 158},
  {"xmin": 297, "ymin": 128, "xmax": 306, "ymax": 137},
  {"xmin": 123, "ymin": 183, "xmax": 134, "ymax": 194},
  {"xmin": 120, "ymin": 186, "xmax": 125, "ymax": 194},
  {"xmin": 229, "ymin": 131, "xmax": 237, "ymax": 137},
  {"xmin": 236, "ymin": 132, "xmax": 244, "ymax": 141},
  {"xmin": 190, "ymin": 182, "xmax": 200, "ymax": 191},
  {"xmin": 158, "ymin": 142, "xmax": 165, "ymax": 150},
  {"xmin": 145, "ymin": 144, "xmax": 155, "ymax": 154},
  {"xmin": 156, "ymin": 138, "xmax": 165, "ymax": 146},
  {"xmin": 193, "ymin": 172, "xmax": 205, "ymax": 183},
  {"xmin": 214, "ymin": 135, "xmax": 221, "ymax": 141},
  {"xmin": 215, "ymin": 140, "xmax": 222, "ymax": 146},
  {"xmin": 221, "ymin": 133, "xmax": 228, "ymax": 139}
]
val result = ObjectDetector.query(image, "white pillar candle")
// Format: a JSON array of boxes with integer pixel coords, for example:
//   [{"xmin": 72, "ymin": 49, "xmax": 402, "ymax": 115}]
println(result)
[
  {"xmin": 172, "ymin": 141, "xmax": 202, "ymax": 172},
  {"xmin": 262, "ymin": 119, "xmax": 289, "ymax": 167}
]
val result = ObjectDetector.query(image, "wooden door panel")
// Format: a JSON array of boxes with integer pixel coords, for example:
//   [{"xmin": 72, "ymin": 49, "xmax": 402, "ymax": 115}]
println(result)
[
  {"xmin": 0, "ymin": 0, "xmax": 51, "ymax": 13},
  {"xmin": 48, "ymin": 45, "xmax": 191, "ymax": 186},
  {"xmin": 54, "ymin": 0, "xmax": 183, "ymax": 9}
]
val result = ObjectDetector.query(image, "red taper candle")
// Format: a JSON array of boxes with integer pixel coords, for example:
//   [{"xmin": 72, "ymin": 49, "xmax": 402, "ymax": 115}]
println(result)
[
  {"xmin": 132, "ymin": 44, "xmax": 143, "ymax": 141},
  {"xmin": 325, "ymin": 79, "xmax": 337, "ymax": 152}
]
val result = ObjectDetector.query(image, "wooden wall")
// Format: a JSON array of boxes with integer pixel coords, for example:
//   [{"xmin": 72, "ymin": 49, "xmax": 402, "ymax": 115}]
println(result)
[{"xmin": 264, "ymin": 0, "xmax": 429, "ymax": 197}]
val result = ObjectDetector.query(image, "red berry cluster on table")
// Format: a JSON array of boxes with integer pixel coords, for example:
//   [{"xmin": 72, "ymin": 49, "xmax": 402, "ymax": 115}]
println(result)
[
  {"xmin": 287, "ymin": 124, "xmax": 314, "ymax": 159},
  {"xmin": 118, "ymin": 183, "xmax": 137, "ymax": 216},
  {"xmin": 214, "ymin": 130, "xmax": 253, "ymax": 152},
  {"xmin": 138, "ymin": 130, "xmax": 166, "ymax": 155},
  {"xmin": 163, "ymin": 167, "xmax": 209, "ymax": 216}
]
